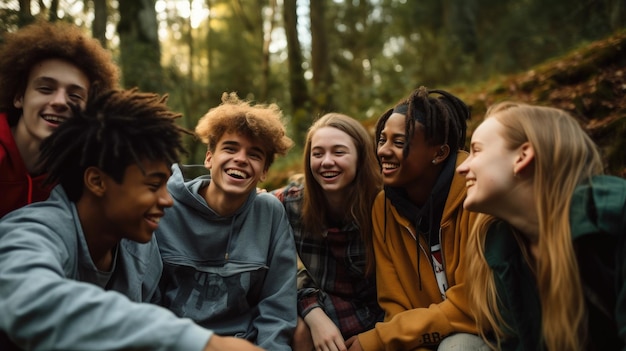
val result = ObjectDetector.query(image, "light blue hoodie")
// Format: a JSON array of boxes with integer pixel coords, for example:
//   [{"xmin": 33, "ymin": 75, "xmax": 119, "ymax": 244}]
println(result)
[
  {"xmin": 156, "ymin": 164, "xmax": 297, "ymax": 351},
  {"xmin": 0, "ymin": 186, "xmax": 212, "ymax": 351}
]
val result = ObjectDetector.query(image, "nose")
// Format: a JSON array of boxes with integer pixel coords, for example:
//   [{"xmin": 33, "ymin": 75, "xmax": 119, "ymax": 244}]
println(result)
[
  {"xmin": 159, "ymin": 187, "xmax": 174, "ymax": 208},
  {"xmin": 321, "ymin": 152, "xmax": 334, "ymax": 167},
  {"xmin": 456, "ymin": 159, "xmax": 469, "ymax": 176},
  {"xmin": 377, "ymin": 141, "xmax": 390, "ymax": 159},
  {"xmin": 50, "ymin": 89, "xmax": 70, "ymax": 109},
  {"xmin": 233, "ymin": 149, "xmax": 248, "ymax": 164}
]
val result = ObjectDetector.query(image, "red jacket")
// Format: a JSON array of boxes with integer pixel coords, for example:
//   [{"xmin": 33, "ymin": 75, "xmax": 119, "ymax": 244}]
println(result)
[{"xmin": 0, "ymin": 113, "xmax": 51, "ymax": 218}]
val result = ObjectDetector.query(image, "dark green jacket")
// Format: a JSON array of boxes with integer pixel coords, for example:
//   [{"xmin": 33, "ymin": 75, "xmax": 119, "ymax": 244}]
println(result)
[{"xmin": 484, "ymin": 175, "xmax": 626, "ymax": 351}]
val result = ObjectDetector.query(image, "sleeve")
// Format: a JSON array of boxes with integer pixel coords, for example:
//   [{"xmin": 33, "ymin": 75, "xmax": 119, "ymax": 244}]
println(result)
[
  {"xmin": 296, "ymin": 255, "xmax": 325, "ymax": 317},
  {"xmin": 358, "ymin": 195, "xmax": 478, "ymax": 351},
  {"xmin": 0, "ymin": 219, "xmax": 213, "ymax": 351},
  {"xmin": 252, "ymin": 207, "xmax": 298, "ymax": 351}
]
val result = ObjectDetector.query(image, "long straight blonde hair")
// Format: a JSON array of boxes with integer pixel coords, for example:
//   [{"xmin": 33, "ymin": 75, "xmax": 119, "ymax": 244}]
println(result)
[{"xmin": 466, "ymin": 102, "xmax": 604, "ymax": 351}]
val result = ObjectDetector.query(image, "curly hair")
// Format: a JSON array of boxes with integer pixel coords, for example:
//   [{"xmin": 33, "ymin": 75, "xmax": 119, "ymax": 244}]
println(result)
[
  {"xmin": 0, "ymin": 20, "xmax": 119, "ymax": 125},
  {"xmin": 39, "ymin": 89, "xmax": 190, "ymax": 202},
  {"xmin": 195, "ymin": 92, "xmax": 294, "ymax": 169},
  {"xmin": 374, "ymin": 86, "xmax": 470, "ymax": 158}
]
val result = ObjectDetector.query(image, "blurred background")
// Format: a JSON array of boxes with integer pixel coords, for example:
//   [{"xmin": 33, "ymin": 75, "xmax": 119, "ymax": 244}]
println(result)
[{"xmin": 1, "ymin": 0, "xmax": 624, "ymax": 188}]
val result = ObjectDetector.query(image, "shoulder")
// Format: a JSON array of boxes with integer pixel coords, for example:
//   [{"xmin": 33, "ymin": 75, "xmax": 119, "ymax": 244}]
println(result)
[{"xmin": 271, "ymin": 182, "xmax": 304, "ymax": 203}]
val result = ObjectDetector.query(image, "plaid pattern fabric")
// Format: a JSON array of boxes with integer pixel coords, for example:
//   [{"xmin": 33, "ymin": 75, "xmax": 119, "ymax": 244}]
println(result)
[{"xmin": 275, "ymin": 184, "xmax": 384, "ymax": 338}]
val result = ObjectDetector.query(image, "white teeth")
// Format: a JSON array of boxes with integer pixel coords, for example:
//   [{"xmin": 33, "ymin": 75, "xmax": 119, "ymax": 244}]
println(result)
[
  {"xmin": 226, "ymin": 169, "xmax": 248, "ymax": 179},
  {"xmin": 42, "ymin": 115, "xmax": 67, "ymax": 124},
  {"xmin": 382, "ymin": 163, "xmax": 398, "ymax": 170},
  {"xmin": 146, "ymin": 216, "xmax": 160, "ymax": 224},
  {"xmin": 466, "ymin": 180, "xmax": 475, "ymax": 187},
  {"xmin": 321, "ymin": 171, "xmax": 339, "ymax": 177}
]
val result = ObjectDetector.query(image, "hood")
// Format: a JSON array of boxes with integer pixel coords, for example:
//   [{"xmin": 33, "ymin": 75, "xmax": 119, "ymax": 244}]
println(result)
[
  {"xmin": 570, "ymin": 175, "xmax": 626, "ymax": 240},
  {"xmin": 167, "ymin": 163, "xmax": 257, "ymax": 220}
]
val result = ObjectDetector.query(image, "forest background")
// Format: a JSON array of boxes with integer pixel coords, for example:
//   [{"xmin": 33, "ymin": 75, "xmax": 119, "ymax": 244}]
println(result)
[{"xmin": 1, "ymin": 0, "xmax": 625, "ymax": 189}]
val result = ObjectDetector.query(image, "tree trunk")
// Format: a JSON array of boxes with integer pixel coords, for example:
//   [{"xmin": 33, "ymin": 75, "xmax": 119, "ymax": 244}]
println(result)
[
  {"xmin": 117, "ymin": 0, "xmax": 163, "ymax": 92},
  {"xmin": 310, "ymin": 0, "xmax": 333, "ymax": 115},
  {"xmin": 284, "ymin": 0, "xmax": 310, "ymax": 146},
  {"xmin": 91, "ymin": 0, "xmax": 108, "ymax": 49}
]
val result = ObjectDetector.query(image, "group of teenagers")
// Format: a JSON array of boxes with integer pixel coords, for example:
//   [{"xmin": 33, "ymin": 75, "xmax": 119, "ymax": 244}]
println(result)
[{"xmin": 0, "ymin": 20, "xmax": 624, "ymax": 351}]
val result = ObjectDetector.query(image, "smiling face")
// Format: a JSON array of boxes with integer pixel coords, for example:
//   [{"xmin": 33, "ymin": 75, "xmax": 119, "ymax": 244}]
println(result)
[
  {"xmin": 13, "ymin": 58, "xmax": 89, "ymax": 143},
  {"xmin": 204, "ymin": 131, "xmax": 268, "ymax": 201},
  {"xmin": 456, "ymin": 117, "xmax": 519, "ymax": 214},
  {"xmin": 98, "ymin": 160, "xmax": 173, "ymax": 244},
  {"xmin": 309, "ymin": 126, "xmax": 358, "ymax": 195},
  {"xmin": 376, "ymin": 113, "xmax": 441, "ymax": 189}
]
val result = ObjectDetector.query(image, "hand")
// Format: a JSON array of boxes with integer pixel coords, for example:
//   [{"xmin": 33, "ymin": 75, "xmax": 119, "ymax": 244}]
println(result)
[
  {"xmin": 203, "ymin": 334, "xmax": 265, "ymax": 351},
  {"xmin": 345, "ymin": 335, "xmax": 363, "ymax": 351},
  {"xmin": 304, "ymin": 308, "xmax": 347, "ymax": 351}
]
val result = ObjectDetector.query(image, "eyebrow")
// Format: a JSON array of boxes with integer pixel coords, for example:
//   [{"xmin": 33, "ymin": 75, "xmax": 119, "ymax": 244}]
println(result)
[
  {"xmin": 222, "ymin": 140, "xmax": 266, "ymax": 155},
  {"xmin": 145, "ymin": 172, "xmax": 170, "ymax": 181}
]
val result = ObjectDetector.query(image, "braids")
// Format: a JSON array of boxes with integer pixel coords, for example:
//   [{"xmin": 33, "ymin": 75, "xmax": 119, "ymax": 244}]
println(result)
[
  {"xmin": 375, "ymin": 86, "xmax": 470, "ymax": 157},
  {"xmin": 39, "ymin": 88, "xmax": 191, "ymax": 202}
]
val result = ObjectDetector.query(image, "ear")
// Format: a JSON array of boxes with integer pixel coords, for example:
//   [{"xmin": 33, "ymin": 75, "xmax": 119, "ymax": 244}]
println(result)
[
  {"xmin": 433, "ymin": 144, "xmax": 451, "ymax": 164},
  {"xmin": 513, "ymin": 142, "xmax": 535, "ymax": 176},
  {"xmin": 83, "ymin": 167, "xmax": 107, "ymax": 197},
  {"xmin": 204, "ymin": 149, "xmax": 213, "ymax": 169},
  {"xmin": 259, "ymin": 167, "xmax": 268, "ymax": 182},
  {"xmin": 14, "ymin": 95, "xmax": 23, "ymax": 109}
]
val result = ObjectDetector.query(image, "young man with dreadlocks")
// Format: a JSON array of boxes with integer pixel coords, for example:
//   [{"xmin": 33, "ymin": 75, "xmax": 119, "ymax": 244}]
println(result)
[
  {"xmin": 346, "ymin": 87, "xmax": 488, "ymax": 351},
  {"xmin": 0, "ymin": 20, "xmax": 119, "ymax": 218},
  {"xmin": 0, "ymin": 89, "xmax": 264, "ymax": 351}
]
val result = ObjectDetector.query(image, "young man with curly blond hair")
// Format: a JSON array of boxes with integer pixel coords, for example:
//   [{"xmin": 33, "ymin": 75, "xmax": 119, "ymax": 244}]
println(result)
[{"xmin": 156, "ymin": 93, "xmax": 297, "ymax": 351}]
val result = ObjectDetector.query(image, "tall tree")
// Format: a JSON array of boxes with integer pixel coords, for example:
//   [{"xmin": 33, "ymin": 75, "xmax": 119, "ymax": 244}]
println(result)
[
  {"xmin": 284, "ymin": 0, "xmax": 310, "ymax": 146},
  {"xmin": 310, "ymin": 0, "xmax": 333, "ymax": 116},
  {"xmin": 117, "ymin": 0, "xmax": 163, "ymax": 92},
  {"xmin": 91, "ymin": 0, "xmax": 108, "ymax": 48}
]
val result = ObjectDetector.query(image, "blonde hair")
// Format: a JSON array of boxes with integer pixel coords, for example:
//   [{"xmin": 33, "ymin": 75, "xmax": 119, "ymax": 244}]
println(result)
[
  {"xmin": 195, "ymin": 92, "xmax": 293, "ymax": 168},
  {"xmin": 301, "ymin": 113, "xmax": 382, "ymax": 274},
  {"xmin": 467, "ymin": 102, "xmax": 604, "ymax": 350}
]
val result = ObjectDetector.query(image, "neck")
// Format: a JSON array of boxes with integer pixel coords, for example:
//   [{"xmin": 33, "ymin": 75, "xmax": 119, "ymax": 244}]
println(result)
[
  {"xmin": 76, "ymin": 196, "xmax": 119, "ymax": 271},
  {"xmin": 324, "ymin": 191, "xmax": 347, "ymax": 223},
  {"xmin": 201, "ymin": 183, "xmax": 248, "ymax": 217},
  {"xmin": 11, "ymin": 123, "xmax": 41, "ymax": 174},
  {"xmin": 404, "ymin": 170, "xmax": 439, "ymax": 207},
  {"xmin": 495, "ymin": 183, "xmax": 540, "ymax": 257}
]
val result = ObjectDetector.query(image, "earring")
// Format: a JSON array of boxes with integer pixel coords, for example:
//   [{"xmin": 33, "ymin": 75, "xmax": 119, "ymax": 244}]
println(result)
[{"xmin": 432, "ymin": 159, "xmax": 437, "ymax": 164}]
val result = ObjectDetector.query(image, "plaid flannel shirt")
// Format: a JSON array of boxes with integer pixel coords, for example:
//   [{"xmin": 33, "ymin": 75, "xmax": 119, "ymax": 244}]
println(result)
[{"xmin": 274, "ymin": 184, "xmax": 383, "ymax": 338}]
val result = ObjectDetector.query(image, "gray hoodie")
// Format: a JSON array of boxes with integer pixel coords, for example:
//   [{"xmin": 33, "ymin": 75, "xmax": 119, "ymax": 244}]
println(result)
[
  {"xmin": 155, "ymin": 164, "xmax": 297, "ymax": 351},
  {"xmin": 0, "ymin": 186, "xmax": 212, "ymax": 351}
]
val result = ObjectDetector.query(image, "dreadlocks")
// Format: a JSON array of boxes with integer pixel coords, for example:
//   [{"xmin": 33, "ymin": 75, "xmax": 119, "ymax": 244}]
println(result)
[
  {"xmin": 39, "ymin": 88, "xmax": 191, "ymax": 202},
  {"xmin": 375, "ymin": 86, "xmax": 470, "ymax": 158}
]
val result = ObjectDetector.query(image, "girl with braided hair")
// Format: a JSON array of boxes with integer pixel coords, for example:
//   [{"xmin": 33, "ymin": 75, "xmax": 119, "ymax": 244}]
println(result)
[{"xmin": 348, "ymin": 86, "xmax": 487, "ymax": 351}]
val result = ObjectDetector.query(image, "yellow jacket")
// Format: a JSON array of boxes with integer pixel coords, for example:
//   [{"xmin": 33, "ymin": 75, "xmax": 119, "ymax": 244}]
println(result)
[{"xmin": 358, "ymin": 151, "xmax": 479, "ymax": 351}]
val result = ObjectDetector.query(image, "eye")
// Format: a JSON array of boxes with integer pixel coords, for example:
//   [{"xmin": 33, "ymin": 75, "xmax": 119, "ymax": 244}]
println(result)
[
  {"xmin": 377, "ymin": 137, "xmax": 386, "ymax": 146},
  {"xmin": 393, "ymin": 139, "xmax": 405, "ymax": 147},
  {"xmin": 37, "ymin": 86, "xmax": 53, "ymax": 94},
  {"xmin": 311, "ymin": 151, "xmax": 323, "ymax": 158},
  {"xmin": 249, "ymin": 152, "xmax": 263, "ymax": 160},
  {"xmin": 69, "ymin": 93, "xmax": 86, "ymax": 102},
  {"xmin": 147, "ymin": 182, "xmax": 162, "ymax": 191}
]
